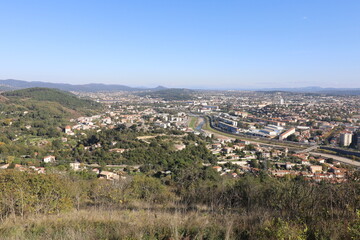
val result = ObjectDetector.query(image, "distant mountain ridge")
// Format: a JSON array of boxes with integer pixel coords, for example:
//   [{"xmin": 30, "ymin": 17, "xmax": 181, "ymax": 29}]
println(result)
[
  {"xmin": 258, "ymin": 86, "xmax": 360, "ymax": 95},
  {"xmin": 1, "ymin": 79, "xmax": 359, "ymax": 95},
  {"xmin": 0, "ymin": 79, "xmax": 167, "ymax": 92}
]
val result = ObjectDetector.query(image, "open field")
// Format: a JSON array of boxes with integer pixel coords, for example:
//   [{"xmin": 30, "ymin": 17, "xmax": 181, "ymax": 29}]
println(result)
[{"xmin": 188, "ymin": 116, "xmax": 198, "ymax": 130}]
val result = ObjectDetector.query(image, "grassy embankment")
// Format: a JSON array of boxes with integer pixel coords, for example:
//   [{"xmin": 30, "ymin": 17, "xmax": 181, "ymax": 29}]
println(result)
[{"xmin": 188, "ymin": 117, "xmax": 198, "ymax": 130}]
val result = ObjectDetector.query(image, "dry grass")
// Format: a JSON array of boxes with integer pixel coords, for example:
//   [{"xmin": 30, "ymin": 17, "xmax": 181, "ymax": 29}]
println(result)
[
  {"xmin": 0, "ymin": 208, "xmax": 229, "ymax": 240},
  {"xmin": 0, "ymin": 205, "xmax": 350, "ymax": 239}
]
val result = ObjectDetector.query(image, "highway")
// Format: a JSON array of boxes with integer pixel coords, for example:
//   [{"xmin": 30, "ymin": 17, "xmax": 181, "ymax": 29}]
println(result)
[
  {"xmin": 190, "ymin": 115, "xmax": 360, "ymax": 167},
  {"xmin": 204, "ymin": 116, "xmax": 360, "ymax": 166},
  {"xmin": 310, "ymin": 152, "xmax": 360, "ymax": 167},
  {"xmin": 203, "ymin": 115, "xmax": 309, "ymax": 150}
]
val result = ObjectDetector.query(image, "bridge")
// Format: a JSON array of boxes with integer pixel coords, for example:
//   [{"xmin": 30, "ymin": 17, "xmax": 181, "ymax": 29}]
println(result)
[{"xmin": 295, "ymin": 145, "xmax": 319, "ymax": 153}]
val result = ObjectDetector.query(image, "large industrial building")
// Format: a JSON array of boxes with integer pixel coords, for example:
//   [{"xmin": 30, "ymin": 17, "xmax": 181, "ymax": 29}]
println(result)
[
  {"xmin": 259, "ymin": 125, "xmax": 284, "ymax": 137},
  {"xmin": 218, "ymin": 122, "xmax": 238, "ymax": 133},
  {"xmin": 279, "ymin": 128, "xmax": 296, "ymax": 141}
]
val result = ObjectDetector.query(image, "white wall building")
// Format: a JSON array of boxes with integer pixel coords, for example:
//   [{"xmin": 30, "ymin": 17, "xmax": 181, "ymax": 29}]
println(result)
[
  {"xmin": 340, "ymin": 132, "xmax": 352, "ymax": 147},
  {"xmin": 279, "ymin": 128, "xmax": 296, "ymax": 140}
]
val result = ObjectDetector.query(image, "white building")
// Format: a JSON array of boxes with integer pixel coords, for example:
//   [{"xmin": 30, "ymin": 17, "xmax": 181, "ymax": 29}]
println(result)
[
  {"xmin": 70, "ymin": 162, "xmax": 81, "ymax": 171},
  {"xmin": 99, "ymin": 171, "xmax": 120, "ymax": 180},
  {"xmin": 279, "ymin": 128, "xmax": 296, "ymax": 140},
  {"xmin": 340, "ymin": 132, "xmax": 352, "ymax": 147},
  {"xmin": 64, "ymin": 125, "xmax": 72, "ymax": 134},
  {"xmin": 43, "ymin": 155, "xmax": 56, "ymax": 163}
]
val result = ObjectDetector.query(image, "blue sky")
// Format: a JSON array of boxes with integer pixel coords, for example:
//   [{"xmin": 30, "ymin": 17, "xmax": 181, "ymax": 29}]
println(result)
[{"xmin": 0, "ymin": 0, "xmax": 359, "ymax": 89}]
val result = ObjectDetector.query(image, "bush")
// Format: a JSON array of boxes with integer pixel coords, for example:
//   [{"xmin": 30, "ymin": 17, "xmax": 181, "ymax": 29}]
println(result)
[{"xmin": 0, "ymin": 171, "xmax": 73, "ymax": 217}]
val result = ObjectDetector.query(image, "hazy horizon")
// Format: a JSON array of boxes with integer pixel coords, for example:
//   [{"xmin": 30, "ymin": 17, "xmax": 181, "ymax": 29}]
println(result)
[
  {"xmin": 1, "ymin": 1, "xmax": 359, "ymax": 88},
  {"xmin": 2, "ymin": 78, "xmax": 360, "ymax": 91}
]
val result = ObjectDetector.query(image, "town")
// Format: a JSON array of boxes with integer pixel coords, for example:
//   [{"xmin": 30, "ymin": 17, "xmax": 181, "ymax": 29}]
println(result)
[
  {"xmin": 2, "ymin": 88, "xmax": 357, "ymax": 186},
  {"xmin": 2, "ymin": 1, "xmax": 360, "ymax": 238}
]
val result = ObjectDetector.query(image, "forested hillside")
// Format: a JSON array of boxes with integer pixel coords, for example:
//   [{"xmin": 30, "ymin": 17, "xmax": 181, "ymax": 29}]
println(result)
[
  {"xmin": 0, "ymin": 88, "xmax": 102, "ymax": 142},
  {"xmin": 2, "ymin": 87, "xmax": 101, "ymax": 110}
]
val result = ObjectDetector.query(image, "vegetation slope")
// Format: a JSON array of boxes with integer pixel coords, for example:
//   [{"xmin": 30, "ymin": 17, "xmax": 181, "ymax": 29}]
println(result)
[
  {"xmin": 2, "ymin": 87, "xmax": 101, "ymax": 110},
  {"xmin": 0, "ymin": 87, "xmax": 102, "ymax": 142}
]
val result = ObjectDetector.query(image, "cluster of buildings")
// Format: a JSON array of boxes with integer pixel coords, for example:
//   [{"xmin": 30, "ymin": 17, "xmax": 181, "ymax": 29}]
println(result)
[
  {"xmin": 57, "ymin": 90, "xmax": 359, "ymax": 183},
  {"xmin": 338, "ymin": 131, "xmax": 360, "ymax": 149},
  {"xmin": 207, "ymin": 138, "xmax": 349, "ymax": 183},
  {"xmin": 188, "ymin": 91, "xmax": 360, "ymax": 148}
]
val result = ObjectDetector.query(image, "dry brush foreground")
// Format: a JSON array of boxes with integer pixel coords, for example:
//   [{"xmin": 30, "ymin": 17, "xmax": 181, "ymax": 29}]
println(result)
[
  {"xmin": 0, "ymin": 206, "xmax": 355, "ymax": 240},
  {"xmin": 0, "ymin": 208, "xmax": 233, "ymax": 240}
]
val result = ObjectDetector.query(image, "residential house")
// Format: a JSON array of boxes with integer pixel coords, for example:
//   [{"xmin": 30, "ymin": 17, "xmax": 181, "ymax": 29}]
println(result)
[{"xmin": 43, "ymin": 155, "xmax": 56, "ymax": 163}]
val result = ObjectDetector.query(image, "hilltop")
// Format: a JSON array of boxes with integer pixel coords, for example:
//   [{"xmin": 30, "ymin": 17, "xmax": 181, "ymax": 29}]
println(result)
[
  {"xmin": 2, "ymin": 87, "xmax": 101, "ymax": 110},
  {"xmin": 0, "ymin": 88, "xmax": 102, "ymax": 137}
]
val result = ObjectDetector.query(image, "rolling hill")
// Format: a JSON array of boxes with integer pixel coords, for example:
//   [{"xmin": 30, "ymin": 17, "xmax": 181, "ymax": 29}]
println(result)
[
  {"xmin": 2, "ymin": 87, "xmax": 101, "ymax": 110},
  {"xmin": 0, "ymin": 88, "xmax": 103, "ymax": 138}
]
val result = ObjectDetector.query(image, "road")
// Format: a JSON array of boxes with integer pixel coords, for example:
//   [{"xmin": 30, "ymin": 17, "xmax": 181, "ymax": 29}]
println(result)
[
  {"xmin": 189, "ymin": 114, "xmax": 360, "ymax": 166},
  {"xmin": 203, "ymin": 116, "xmax": 308, "ymax": 150},
  {"xmin": 206, "ymin": 115, "xmax": 313, "ymax": 146},
  {"xmin": 310, "ymin": 152, "xmax": 360, "ymax": 167},
  {"xmin": 296, "ymin": 145, "xmax": 319, "ymax": 153},
  {"xmin": 189, "ymin": 116, "xmax": 360, "ymax": 167}
]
